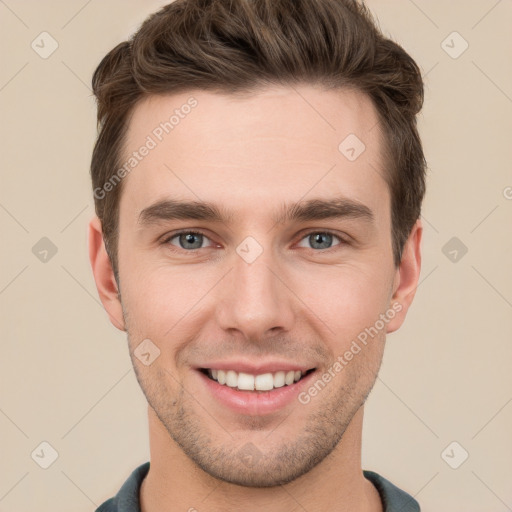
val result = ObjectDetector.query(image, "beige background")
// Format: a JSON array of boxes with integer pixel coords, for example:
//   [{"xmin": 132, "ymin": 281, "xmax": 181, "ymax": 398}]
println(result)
[{"xmin": 1, "ymin": 1, "xmax": 511, "ymax": 511}]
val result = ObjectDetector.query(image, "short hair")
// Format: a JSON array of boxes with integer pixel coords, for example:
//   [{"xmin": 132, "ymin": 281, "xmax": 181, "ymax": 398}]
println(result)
[{"xmin": 91, "ymin": 0, "xmax": 426, "ymax": 281}]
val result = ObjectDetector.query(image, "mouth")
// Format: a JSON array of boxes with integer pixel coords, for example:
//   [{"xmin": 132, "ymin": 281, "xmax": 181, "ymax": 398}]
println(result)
[{"xmin": 198, "ymin": 367, "xmax": 316, "ymax": 392}]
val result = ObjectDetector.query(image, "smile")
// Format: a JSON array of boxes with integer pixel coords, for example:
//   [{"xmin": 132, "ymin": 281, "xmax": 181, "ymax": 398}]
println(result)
[{"xmin": 200, "ymin": 368, "xmax": 316, "ymax": 392}]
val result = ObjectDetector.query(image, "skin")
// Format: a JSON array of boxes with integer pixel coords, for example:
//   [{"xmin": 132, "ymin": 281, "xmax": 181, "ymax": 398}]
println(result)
[{"xmin": 89, "ymin": 84, "xmax": 422, "ymax": 512}]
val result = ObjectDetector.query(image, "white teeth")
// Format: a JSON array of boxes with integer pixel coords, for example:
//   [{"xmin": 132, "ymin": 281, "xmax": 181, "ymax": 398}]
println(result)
[
  {"xmin": 207, "ymin": 368, "xmax": 309, "ymax": 390},
  {"xmin": 285, "ymin": 371, "xmax": 295, "ymax": 385},
  {"xmin": 273, "ymin": 371, "xmax": 285, "ymax": 388},
  {"xmin": 255, "ymin": 373, "xmax": 274, "ymax": 391},
  {"xmin": 226, "ymin": 370, "xmax": 238, "ymax": 387},
  {"xmin": 237, "ymin": 372, "xmax": 255, "ymax": 390}
]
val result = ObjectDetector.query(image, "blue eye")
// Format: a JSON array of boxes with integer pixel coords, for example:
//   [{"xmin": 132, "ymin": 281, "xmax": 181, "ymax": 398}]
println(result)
[
  {"xmin": 165, "ymin": 231, "xmax": 214, "ymax": 250},
  {"xmin": 162, "ymin": 229, "xmax": 346, "ymax": 253},
  {"xmin": 297, "ymin": 231, "xmax": 343, "ymax": 250}
]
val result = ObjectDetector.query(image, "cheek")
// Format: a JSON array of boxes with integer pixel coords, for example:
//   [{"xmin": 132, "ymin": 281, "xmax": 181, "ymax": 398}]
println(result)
[
  {"xmin": 119, "ymin": 255, "xmax": 215, "ymax": 339},
  {"xmin": 294, "ymin": 264, "xmax": 392, "ymax": 342}
]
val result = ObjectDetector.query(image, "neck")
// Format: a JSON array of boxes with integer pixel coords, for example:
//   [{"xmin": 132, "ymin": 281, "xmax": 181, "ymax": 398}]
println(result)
[{"xmin": 140, "ymin": 406, "xmax": 382, "ymax": 512}]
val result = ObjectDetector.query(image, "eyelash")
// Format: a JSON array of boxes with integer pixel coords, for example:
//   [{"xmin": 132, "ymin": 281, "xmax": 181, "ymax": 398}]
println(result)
[{"xmin": 160, "ymin": 229, "xmax": 349, "ymax": 253}]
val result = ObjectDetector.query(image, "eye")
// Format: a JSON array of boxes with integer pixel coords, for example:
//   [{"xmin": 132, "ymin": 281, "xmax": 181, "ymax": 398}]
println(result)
[
  {"xmin": 163, "ymin": 230, "xmax": 215, "ymax": 251},
  {"xmin": 296, "ymin": 231, "xmax": 345, "ymax": 250},
  {"xmin": 161, "ymin": 229, "xmax": 348, "ymax": 253}
]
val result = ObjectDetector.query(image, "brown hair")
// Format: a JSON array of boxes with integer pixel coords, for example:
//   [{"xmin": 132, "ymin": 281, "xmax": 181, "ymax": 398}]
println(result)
[{"xmin": 91, "ymin": 0, "xmax": 426, "ymax": 281}]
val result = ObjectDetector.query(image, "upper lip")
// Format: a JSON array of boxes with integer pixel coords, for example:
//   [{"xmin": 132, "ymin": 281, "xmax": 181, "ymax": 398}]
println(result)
[{"xmin": 195, "ymin": 360, "xmax": 316, "ymax": 374}]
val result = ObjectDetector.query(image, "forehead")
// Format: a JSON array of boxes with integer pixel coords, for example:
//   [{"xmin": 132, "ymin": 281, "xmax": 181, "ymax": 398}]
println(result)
[{"xmin": 120, "ymin": 85, "xmax": 388, "ymax": 224}]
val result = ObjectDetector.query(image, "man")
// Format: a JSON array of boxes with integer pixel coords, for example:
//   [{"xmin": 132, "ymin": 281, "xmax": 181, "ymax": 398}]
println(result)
[{"xmin": 88, "ymin": 0, "xmax": 426, "ymax": 510}]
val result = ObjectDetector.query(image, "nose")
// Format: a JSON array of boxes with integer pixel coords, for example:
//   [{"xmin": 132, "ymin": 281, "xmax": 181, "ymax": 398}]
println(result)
[{"xmin": 215, "ymin": 244, "xmax": 296, "ymax": 342}]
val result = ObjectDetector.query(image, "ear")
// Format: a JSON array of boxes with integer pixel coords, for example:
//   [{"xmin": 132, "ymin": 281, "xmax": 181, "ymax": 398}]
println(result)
[
  {"xmin": 88, "ymin": 216, "xmax": 126, "ymax": 331},
  {"xmin": 386, "ymin": 219, "xmax": 422, "ymax": 334}
]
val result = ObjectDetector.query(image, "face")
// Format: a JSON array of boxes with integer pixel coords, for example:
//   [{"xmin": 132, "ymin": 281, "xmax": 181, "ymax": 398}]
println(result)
[{"xmin": 94, "ymin": 85, "xmax": 418, "ymax": 487}]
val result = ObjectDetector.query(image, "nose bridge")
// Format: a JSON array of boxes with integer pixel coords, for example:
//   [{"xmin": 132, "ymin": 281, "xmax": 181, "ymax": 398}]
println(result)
[{"xmin": 215, "ymin": 239, "xmax": 294, "ymax": 339}]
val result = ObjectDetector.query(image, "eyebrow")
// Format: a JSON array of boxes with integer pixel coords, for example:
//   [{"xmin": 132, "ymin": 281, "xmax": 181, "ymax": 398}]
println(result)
[{"xmin": 137, "ymin": 197, "xmax": 374, "ymax": 227}]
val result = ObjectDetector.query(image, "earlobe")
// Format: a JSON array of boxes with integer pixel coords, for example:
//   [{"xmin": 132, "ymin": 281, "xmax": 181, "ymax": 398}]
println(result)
[
  {"xmin": 386, "ymin": 219, "xmax": 423, "ymax": 334},
  {"xmin": 88, "ymin": 216, "xmax": 126, "ymax": 331}
]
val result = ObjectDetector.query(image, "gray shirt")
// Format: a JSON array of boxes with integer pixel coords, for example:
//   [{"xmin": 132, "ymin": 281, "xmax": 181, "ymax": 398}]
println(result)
[{"xmin": 96, "ymin": 462, "xmax": 420, "ymax": 511}]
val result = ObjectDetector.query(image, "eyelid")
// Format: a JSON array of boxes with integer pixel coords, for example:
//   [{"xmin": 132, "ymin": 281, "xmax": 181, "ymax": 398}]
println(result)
[{"xmin": 160, "ymin": 228, "xmax": 350, "ymax": 252}]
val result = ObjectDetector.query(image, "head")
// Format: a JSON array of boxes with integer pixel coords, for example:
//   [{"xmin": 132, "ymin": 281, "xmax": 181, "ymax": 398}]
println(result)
[{"xmin": 89, "ymin": 0, "xmax": 425, "ymax": 488}]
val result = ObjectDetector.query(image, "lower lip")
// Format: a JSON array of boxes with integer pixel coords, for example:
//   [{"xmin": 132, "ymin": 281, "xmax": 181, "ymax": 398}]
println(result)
[{"xmin": 197, "ymin": 370, "xmax": 316, "ymax": 415}]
